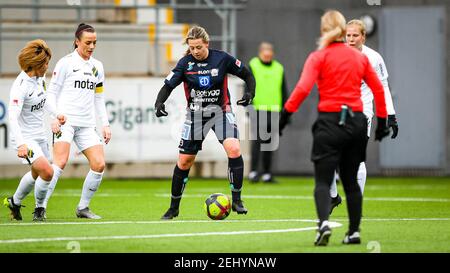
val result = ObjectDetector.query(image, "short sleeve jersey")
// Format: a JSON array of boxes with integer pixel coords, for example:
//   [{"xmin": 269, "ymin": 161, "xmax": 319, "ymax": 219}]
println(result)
[
  {"xmin": 164, "ymin": 49, "xmax": 244, "ymax": 112},
  {"xmin": 49, "ymin": 50, "xmax": 105, "ymax": 127},
  {"xmin": 9, "ymin": 71, "xmax": 48, "ymax": 144}
]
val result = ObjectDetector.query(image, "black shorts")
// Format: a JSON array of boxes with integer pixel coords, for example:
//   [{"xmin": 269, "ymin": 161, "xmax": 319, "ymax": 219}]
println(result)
[
  {"xmin": 178, "ymin": 110, "xmax": 239, "ymax": 155},
  {"xmin": 311, "ymin": 112, "xmax": 368, "ymax": 164}
]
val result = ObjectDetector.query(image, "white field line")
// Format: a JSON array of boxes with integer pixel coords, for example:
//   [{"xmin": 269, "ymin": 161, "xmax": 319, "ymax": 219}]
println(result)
[
  {"xmin": 0, "ymin": 218, "xmax": 320, "ymax": 227},
  {"xmin": 154, "ymin": 194, "xmax": 450, "ymax": 203},
  {"xmin": 51, "ymin": 193, "xmax": 142, "ymax": 197},
  {"xmin": 0, "ymin": 222, "xmax": 342, "ymax": 244},
  {"xmin": 1, "ymin": 218, "xmax": 449, "ymax": 228}
]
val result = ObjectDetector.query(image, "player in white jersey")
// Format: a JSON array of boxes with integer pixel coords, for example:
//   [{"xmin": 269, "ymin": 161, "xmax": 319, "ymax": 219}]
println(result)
[
  {"xmin": 329, "ymin": 19, "xmax": 399, "ymax": 219},
  {"xmin": 44, "ymin": 23, "xmax": 111, "ymax": 219},
  {"xmin": 4, "ymin": 40, "xmax": 66, "ymax": 221}
]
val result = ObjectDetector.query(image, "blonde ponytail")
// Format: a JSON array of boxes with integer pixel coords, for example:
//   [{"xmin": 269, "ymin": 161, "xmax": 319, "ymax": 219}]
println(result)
[{"xmin": 317, "ymin": 10, "xmax": 346, "ymax": 50}]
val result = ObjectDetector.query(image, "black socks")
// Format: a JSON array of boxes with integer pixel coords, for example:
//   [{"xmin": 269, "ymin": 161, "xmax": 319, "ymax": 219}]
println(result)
[
  {"xmin": 170, "ymin": 165, "xmax": 190, "ymax": 209},
  {"xmin": 228, "ymin": 155, "xmax": 244, "ymax": 202}
]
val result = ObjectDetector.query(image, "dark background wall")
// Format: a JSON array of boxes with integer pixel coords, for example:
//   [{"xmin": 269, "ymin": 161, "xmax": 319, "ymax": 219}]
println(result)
[{"xmin": 177, "ymin": 0, "xmax": 450, "ymax": 175}]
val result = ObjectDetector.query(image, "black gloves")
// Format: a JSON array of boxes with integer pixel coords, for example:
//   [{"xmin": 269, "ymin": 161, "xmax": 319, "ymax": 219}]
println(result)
[
  {"xmin": 388, "ymin": 115, "xmax": 399, "ymax": 139},
  {"xmin": 279, "ymin": 108, "xmax": 292, "ymax": 136},
  {"xmin": 155, "ymin": 102, "xmax": 168, "ymax": 117},
  {"xmin": 375, "ymin": 117, "xmax": 390, "ymax": 141},
  {"xmin": 237, "ymin": 92, "xmax": 253, "ymax": 106}
]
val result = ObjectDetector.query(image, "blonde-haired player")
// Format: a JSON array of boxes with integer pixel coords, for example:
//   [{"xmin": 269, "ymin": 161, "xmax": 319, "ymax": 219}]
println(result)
[
  {"xmin": 4, "ymin": 39, "xmax": 66, "ymax": 221},
  {"xmin": 44, "ymin": 23, "xmax": 111, "ymax": 219},
  {"xmin": 329, "ymin": 19, "xmax": 399, "ymax": 216}
]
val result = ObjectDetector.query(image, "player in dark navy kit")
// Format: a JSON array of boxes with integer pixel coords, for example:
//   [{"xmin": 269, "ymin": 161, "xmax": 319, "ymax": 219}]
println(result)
[{"xmin": 155, "ymin": 26, "xmax": 256, "ymax": 220}]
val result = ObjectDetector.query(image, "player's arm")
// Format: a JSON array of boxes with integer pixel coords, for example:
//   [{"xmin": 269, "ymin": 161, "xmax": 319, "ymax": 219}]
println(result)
[
  {"xmin": 235, "ymin": 66, "xmax": 255, "ymax": 106},
  {"xmin": 8, "ymin": 86, "xmax": 27, "ymax": 158},
  {"xmin": 363, "ymin": 56, "xmax": 389, "ymax": 141},
  {"xmin": 154, "ymin": 59, "xmax": 185, "ymax": 117},
  {"xmin": 226, "ymin": 55, "xmax": 255, "ymax": 106},
  {"xmin": 47, "ymin": 58, "xmax": 68, "ymax": 134},
  {"xmin": 94, "ymin": 63, "xmax": 111, "ymax": 144},
  {"xmin": 376, "ymin": 55, "xmax": 398, "ymax": 138}
]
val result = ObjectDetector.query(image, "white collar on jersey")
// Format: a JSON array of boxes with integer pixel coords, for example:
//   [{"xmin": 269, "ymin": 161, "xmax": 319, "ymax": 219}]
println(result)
[{"xmin": 20, "ymin": 70, "xmax": 41, "ymax": 83}]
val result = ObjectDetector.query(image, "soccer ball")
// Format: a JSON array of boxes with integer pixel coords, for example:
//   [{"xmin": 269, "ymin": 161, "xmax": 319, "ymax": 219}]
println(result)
[{"xmin": 204, "ymin": 193, "xmax": 231, "ymax": 220}]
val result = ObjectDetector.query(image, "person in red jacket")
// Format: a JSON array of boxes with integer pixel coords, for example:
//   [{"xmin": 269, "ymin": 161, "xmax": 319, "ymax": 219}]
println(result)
[{"xmin": 279, "ymin": 10, "xmax": 390, "ymax": 246}]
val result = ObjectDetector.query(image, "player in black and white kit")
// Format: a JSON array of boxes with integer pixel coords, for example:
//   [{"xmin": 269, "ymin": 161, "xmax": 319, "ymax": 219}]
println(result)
[
  {"xmin": 44, "ymin": 23, "xmax": 111, "ymax": 219},
  {"xmin": 4, "ymin": 40, "xmax": 66, "ymax": 221},
  {"xmin": 329, "ymin": 19, "xmax": 399, "ymax": 224},
  {"xmin": 155, "ymin": 26, "xmax": 256, "ymax": 220}
]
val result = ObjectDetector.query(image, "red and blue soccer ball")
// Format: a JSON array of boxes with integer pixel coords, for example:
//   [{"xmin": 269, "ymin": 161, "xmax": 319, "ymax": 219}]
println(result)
[{"xmin": 204, "ymin": 193, "xmax": 231, "ymax": 220}]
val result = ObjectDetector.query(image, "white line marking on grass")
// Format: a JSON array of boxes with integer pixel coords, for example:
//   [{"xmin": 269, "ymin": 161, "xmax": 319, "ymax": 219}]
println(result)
[
  {"xmin": 51, "ymin": 193, "xmax": 142, "ymax": 197},
  {"xmin": 154, "ymin": 194, "xmax": 450, "ymax": 203},
  {"xmin": 0, "ymin": 222, "xmax": 342, "ymax": 244},
  {"xmin": 0, "ymin": 218, "xmax": 320, "ymax": 227}
]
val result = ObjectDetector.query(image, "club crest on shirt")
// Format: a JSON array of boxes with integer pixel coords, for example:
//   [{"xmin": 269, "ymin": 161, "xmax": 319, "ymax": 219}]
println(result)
[{"xmin": 199, "ymin": 76, "xmax": 210, "ymax": 87}]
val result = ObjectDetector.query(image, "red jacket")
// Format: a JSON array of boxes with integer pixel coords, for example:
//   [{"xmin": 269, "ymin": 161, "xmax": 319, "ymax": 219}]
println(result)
[{"xmin": 284, "ymin": 42, "xmax": 387, "ymax": 118}]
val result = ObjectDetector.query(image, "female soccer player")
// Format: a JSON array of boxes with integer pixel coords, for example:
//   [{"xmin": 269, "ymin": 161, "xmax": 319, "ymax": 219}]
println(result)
[
  {"xmin": 4, "ymin": 39, "xmax": 66, "ymax": 221},
  {"xmin": 44, "ymin": 23, "xmax": 111, "ymax": 219},
  {"xmin": 155, "ymin": 25, "xmax": 256, "ymax": 220},
  {"xmin": 279, "ymin": 10, "xmax": 390, "ymax": 246},
  {"xmin": 328, "ymin": 19, "xmax": 399, "ymax": 214}
]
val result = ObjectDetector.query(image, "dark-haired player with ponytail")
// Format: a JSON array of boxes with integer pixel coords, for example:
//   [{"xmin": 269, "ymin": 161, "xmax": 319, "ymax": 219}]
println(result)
[
  {"xmin": 156, "ymin": 25, "xmax": 256, "ymax": 220},
  {"xmin": 44, "ymin": 23, "xmax": 111, "ymax": 219}
]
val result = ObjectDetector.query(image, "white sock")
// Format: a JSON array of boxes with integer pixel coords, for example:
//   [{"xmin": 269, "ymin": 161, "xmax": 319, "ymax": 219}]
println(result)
[
  {"xmin": 43, "ymin": 164, "xmax": 63, "ymax": 209},
  {"xmin": 357, "ymin": 162, "xmax": 367, "ymax": 194},
  {"xmin": 320, "ymin": 220, "xmax": 329, "ymax": 229},
  {"xmin": 34, "ymin": 177, "xmax": 50, "ymax": 208},
  {"xmin": 78, "ymin": 169, "xmax": 103, "ymax": 210},
  {"xmin": 13, "ymin": 171, "xmax": 36, "ymax": 206},
  {"xmin": 329, "ymin": 171, "xmax": 339, "ymax": 198}
]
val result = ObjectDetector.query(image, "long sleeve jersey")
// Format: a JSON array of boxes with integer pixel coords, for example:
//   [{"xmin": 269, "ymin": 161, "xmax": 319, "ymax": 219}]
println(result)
[{"xmin": 284, "ymin": 42, "xmax": 387, "ymax": 118}]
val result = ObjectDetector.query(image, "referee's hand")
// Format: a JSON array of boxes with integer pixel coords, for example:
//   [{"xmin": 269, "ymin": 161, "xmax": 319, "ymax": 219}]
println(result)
[
  {"xmin": 388, "ymin": 115, "xmax": 399, "ymax": 139},
  {"xmin": 279, "ymin": 108, "xmax": 292, "ymax": 136},
  {"xmin": 155, "ymin": 102, "xmax": 168, "ymax": 117},
  {"xmin": 375, "ymin": 117, "xmax": 390, "ymax": 141}
]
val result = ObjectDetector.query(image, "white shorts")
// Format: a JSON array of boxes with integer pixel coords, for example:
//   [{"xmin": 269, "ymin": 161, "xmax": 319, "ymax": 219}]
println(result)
[
  {"xmin": 14, "ymin": 139, "xmax": 50, "ymax": 165},
  {"xmin": 55, "ymin": 124, "xmax": 103, "ymax": 152}
]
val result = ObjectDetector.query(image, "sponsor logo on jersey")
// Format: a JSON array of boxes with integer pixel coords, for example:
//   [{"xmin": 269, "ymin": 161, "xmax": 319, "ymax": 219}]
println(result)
[
  {"xmin": 74, "ymin": 79, "xmax": 96, "ymax": 90},
  {"xmin": 31, "ymin": 98, "xmax": 46, "ymax": 112},
  {"xmin": 187, "ymin": 62, "xmax": 195, "ymax": 71},
  {"xmin": 73, "ymin": 69, "xmax": 80, "ymax": 72},
  {"xmin": 235, "ymin": 59, "xmax": 241, "ymax": 67},
  {"xmin": 211, "ymin": 69, "xmax": 219, "ymax": 77},
  {"xmin": 197, "ymin": 63, "xmax": 208, "ymax": 67},
  {"xmin": 199, "ymin": 76, "xmax": 210, "ymax": 87},
  {"xmin": 28, "ymin": 91, "xmax": 35, "ymax": 97}
]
